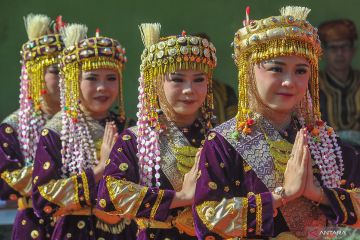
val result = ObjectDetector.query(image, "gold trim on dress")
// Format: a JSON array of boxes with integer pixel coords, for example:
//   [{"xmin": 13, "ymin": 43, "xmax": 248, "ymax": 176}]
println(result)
[
  {"xmin": 106, "ymin": 175, "xmax": 148, "ymax": 217},
  {"xmin": 195, "ymin": 197, "xmax": 248, "ymax": 238},
  {"xmin": 1, "ymin": 166, "xmax": 33, "ymax": 196},
  {"xmin": 255, "ymin": 194, "xmax": 262, "ymax": 235},
  {"xmin": 38, "ymin": 175, "xmax": 81, "ymax": 210},
  {"xmin": 330, "ymin": 189, "xmax": 348, "ymax": 224},
  {"xmin": 81, "ymin": 172, "xmax": 91, "ymax": 205},
  {"xmin": 150, "ymin": 189, "xmax": 164, "ymax": 220}
]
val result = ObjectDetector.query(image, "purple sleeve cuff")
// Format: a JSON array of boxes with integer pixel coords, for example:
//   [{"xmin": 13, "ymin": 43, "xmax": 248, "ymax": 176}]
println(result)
[{"xmin": 321, "ymin": 187, "xmax": 357, "ymax": 225}]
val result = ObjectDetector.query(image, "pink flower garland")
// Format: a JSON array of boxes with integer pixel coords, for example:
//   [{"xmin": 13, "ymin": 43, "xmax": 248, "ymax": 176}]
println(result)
[
  {"xmin": 136, "ymin": 75, "xmax": 162, "ymax": 187},
  {"xmin": 18, "ymin": 65, "xmax": 46, "ymax": 166}
]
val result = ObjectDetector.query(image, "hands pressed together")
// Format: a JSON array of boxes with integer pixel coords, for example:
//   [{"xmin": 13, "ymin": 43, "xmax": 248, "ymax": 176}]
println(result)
[
  {"xmin": 94, "ymin": 121, "xmax": 118, "ymax": 183},
  {"xmin": 273, "ymin": 128, "xmax": 329, "ymax": 209}
]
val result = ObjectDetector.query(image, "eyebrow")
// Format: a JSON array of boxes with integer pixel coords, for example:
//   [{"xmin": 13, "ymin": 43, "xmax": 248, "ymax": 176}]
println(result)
[
  {"xmin": 264, "ymin": 60, "xmax": 310, "ymax": 68},
  {"xmin": 170, "ymin": 72, "xmax": 205, "ymax": 77},
  {"xmin": 84, "ymin": 73, "xmax": 99, "ymax": 77},
  {"xmin": 84, "ymin": 73, "xmax": 117, "ymax": 77}
]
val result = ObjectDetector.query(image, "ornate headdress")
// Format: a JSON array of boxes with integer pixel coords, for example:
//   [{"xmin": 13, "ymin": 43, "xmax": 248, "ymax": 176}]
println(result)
[
  {"xmin": 137, "ymin": 23, "xmax": 217, "ymax": 187},
  {"xmin": 232, "ymin": 6, "xmax": 343, "ymax": 187},
  {"xmin": 59, "ymin": 24, "xmax": 127, "ymax": 176},
  {"xmin": 18, "ymin": 14, "xmax": 65, "ymax": 166}
]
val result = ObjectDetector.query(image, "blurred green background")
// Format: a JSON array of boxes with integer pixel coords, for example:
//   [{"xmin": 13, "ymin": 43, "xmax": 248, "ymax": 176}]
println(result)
[{"xmin": 1, "ymin": 0, "xmax": 359, "ymax": 120}]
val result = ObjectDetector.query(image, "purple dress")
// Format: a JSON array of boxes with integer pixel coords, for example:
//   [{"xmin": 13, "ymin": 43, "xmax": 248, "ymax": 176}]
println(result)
[
  {"xmin": 193, "ymin": 117, "xmax": 360, "ymax": 239},
  {"xmin": 97, "ymin": 118, "xmax": 206, "ymax": 240},
  {"xmin": 32, "ymin": 112, "xmax": 137, "ymax": 240},
  {"xmin": 0, "ymin": 110, "xmax": 53, "ymax": 239}
]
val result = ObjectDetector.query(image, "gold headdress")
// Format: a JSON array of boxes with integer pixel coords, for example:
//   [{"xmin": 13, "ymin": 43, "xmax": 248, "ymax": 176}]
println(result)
[
  {"xmin": 139, "ymin": 23, "xmax": 217, "ymax": 129},
  {"xmin": 232, "ymin": 7, "xmax": 344, "ymax": 188},
  {"xmin": 59, "ymin": 24, "xmax": 127, "ymax": 176},
  {"xmin": 60, "ymin": 25, "xmax": 127, "ymax": 120},
  {"xmin": 21, "ymin": 14, "xmax": 65, "ymax": 111},
  {"xmin": 232, "ymin": 6, "xmax": 322, "ymax": 132},
  {"xmin": 137, "ymin": 23, "xmax": 217, "ymax": 187}
]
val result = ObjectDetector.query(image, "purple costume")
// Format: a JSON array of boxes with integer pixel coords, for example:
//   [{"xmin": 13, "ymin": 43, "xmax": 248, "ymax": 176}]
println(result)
[
  {"xmin": 193, "ymin": 117, "xmax": 360, "ymax": 239},
  {"xmin": 32, "ymin": 112, "xmax": 137, "ymax": 240},
  {"xmin": 97, "ymin": 118, "xmax": 206, "ymax": 240},
  {"xmin": 0, "ymin": 110, "xmax": 54, "ymax": 239}
]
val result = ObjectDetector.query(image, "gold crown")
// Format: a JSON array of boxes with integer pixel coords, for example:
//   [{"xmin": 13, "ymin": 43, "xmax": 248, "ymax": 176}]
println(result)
[
  {"xmin": 233, "ymin": 6, "xmax": 322, "ymax": 66},
  {"xmin": 232, "ymin": 6, "xmax": 323, "ymax": 131},
  {"xmin": 21, "ymin": 33, "xmax": 64, "ymax": 62},
  {"xmin": 61, "ymin": 36, "xmax": 126, "ymax": 70},
  {"xmin": 140, "ymin": 33, "xmax": 217, "ymax": 74}
]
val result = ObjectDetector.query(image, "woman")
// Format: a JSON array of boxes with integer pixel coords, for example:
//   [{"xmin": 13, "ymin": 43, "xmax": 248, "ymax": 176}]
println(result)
[
  {"xmin": 193, "ymin": 6, "xmax": 360, "ymax": 239},
  {"xmin": 96, "ymin": 23, "xmax": 217, "ymax": 239},
  {"xmin": 31, "ymin": 24, "xmax": 136, "ymax": 239},
  {"xmin": 0, "ymin": 14, "xmax": 65, "ymax": 239}
]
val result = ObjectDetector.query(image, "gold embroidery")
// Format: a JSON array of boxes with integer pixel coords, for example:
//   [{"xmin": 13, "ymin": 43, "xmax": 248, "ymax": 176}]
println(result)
[
  {"xmin": 105, "ymin": 158, "xmax": 111, "ymax": 166},
  {"xmin": 117, "ymin": 147, "xmax": 123, "ymax": 152},
  {"xmin": 73, "ymin": 175, "xmax": 80, "ymax": 206},
  {"xmin": 255, "ymin": 194, "xmax": 262, "ymax": 235},
  {"xmin": 122, "ymin": 134, "xmax": 131, "ymax": 140},
  {"xmin": 330, "ymin": 189, "xmax": 348, "ymax": 224},
  {"xmin": 195, "ymin": 201, "xmax": 219, "ymax": 230},
  {"xmin": 243, "ymin": 162, "xmax": 252, "ymax": 172},
  {"xmin": 250, "ymin": 208, "xmax": 255, "ymax": 213},
  {"xmin": 119, "ymin": 163, "xmax": 128, "ymax": 172},
  {"xmin": 235, "ymin": 180, "xmax": 241, "ymax": 186},
  {"xmin": 173, "ymin": 145, "xmax": 198, "ymax": 176},
  {"xmin": 43, "ymin": 161, "xmax": 50, "ymax": 170},
  {"xmin": 196, "ymin": 197, "xmax": 250, "ymax": 238},
  {"xmin": 145, "ymin": 203, "xmax": 151, "ymax": 208},
  {"xmin": 99, "ymin": 199, "xmax": 107, "ymax": 208},
  {"xmin": 208, "ymin": 132, "xmax": 216, "ymax": 140},
  {"xmin": 219, "ymin": 162, "xmax": 225, "ymax": 168},
  {"xmin": 224, "ymin": 186, "xmax": 230, "ymax": 192},
  {"xmin": 106, "ymin": 176, "xmax": 148, "ymax": 217},
  {"xmin": 1, "ymin": 166, "xmax": 33, "ymax": 196},
  {"xmin": 150, "ymin": 190, "xmax": 164, "ymax": 220},
  {"xmin": 77, "ymin": 220, "xmax": 86, "ymax": 229},
  {"xmin": 208, "ymin": 182, "xmax": 217, "ymax": 190},
  {"xmin": 242, "ymin": 197, "xmax": 248, "ymax": 237},
  {"xmin": 205, "ymin": 207, "xmax": 215, "ymax": 220},
  {"xmin": 41, "ymin": 129, "xmax": 49, "ymax": 136},
  {"xmin": 38, "ymin": 176, "xmax": 81, "ymax": 209},
  {"xmin": 81, "ymin": 172, "xmax": 90, "ymax": 205},
  {"xmin": 3, "ymin": 142, "xmax": 8, "ymax": 148},
  {"xmin": 66, "ymin": 233, "xmax": 72, "ymax": 238},
  {"xmin": 340, "ymin": 195, "xmax": 346, "ymax": 201},
  {"xmin": 22, "ymin": 219, "xmax": 26, "ymax": 225},
  {"xmin": 31, "ymin": 230, "xmax": 39, "ymax": 239},
  {"xmin": 33, "ymin": 176, "xmax": 38, "ymax": 184},
  {"xmin": 5, "ymin": 126, "xmax": 13, "ymax": 134}
]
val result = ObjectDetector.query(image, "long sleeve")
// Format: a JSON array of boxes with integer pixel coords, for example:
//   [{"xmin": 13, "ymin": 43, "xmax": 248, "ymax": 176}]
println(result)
[
  {"xmin": 319, "ymin": 187, "xmax": 357, "ymax": 226},
  {"xmin": 0, "ymin": 123, "xmax": 27, "ymax": 200},
  {"xmin": 97, "ymin": 129, "xmax": 175, "ymax": 222},
  {"xmin": 317, "ymin": 142, "xmax": 360, "ymax": 227},
  {"xmin": 193, "ymin": 132, "xmax": 274, "ymax": 239},
  {"xmin": 32, "ymin": 128, "xmax": 96, "ymax": 218}
]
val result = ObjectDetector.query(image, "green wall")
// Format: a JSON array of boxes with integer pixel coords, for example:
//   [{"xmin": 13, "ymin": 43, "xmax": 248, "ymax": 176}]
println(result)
[{"xmin": 1, "ymin": 0, "xmax": 360, "ymax": 120}]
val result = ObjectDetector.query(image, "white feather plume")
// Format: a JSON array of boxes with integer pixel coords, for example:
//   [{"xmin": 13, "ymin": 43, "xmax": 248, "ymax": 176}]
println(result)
[
  {"xmin": 139, "ymin": 23, "xmax": 161, "ymax": 48},
  {"xmin": 24, "ymin": 13, "xmax": 51, "ymax": 40}
]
